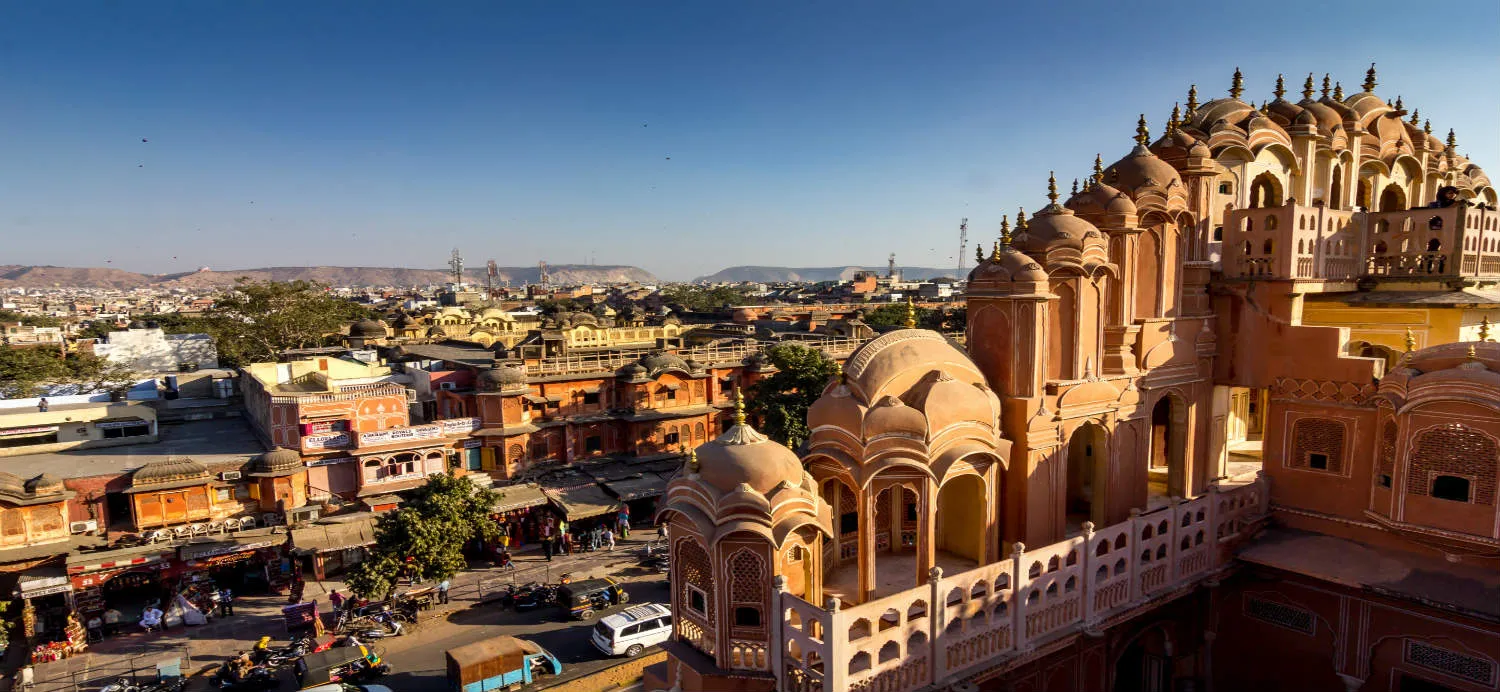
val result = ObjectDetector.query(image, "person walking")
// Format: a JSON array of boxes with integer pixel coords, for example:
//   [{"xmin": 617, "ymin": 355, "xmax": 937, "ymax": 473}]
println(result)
[
  {"xmin": 603, "ymin": 526, "xmax": 616, "ymax": 551},
  {"xmin": 219, "ymin": 587, "xmax": 234, "ymax": 617},
  {"xmin": 437, "ymin": 579, "xmax": 450, "ymax": 605},
  {"xmin": 617, "ymin": 506, "xmax": 631, "ymax": 539},
  {"xmin": 37, "ymin": 397, "xmax": 48, "ymax": 413},
  {"xmin": 657, "ymin": 523, "xmax": 668, "ymax": 541},
  {"xmin": 329, "ymin": 590, "xmax": 344, "ymax": 614},
  {"xmin": 543, "ymin": 532, "xmax": 554, "ymax": 561}
]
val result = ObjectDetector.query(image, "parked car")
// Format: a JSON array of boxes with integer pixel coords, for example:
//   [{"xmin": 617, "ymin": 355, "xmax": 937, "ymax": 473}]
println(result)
[{"xmin": 591, "ymin": 603, "xmax": 672, "ymax": 657}]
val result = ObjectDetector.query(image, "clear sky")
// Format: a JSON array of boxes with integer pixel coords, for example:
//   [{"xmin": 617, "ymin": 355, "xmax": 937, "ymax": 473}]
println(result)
[{"xmin": 2, "ymin": 1, "xmax": 1496, "ymax": 281}]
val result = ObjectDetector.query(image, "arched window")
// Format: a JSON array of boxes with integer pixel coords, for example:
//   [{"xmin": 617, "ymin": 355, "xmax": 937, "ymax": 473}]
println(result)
[
  {"xmin": 1243, "ymin": 241, "xmax": 1253, "ymax": 256},
  {"xmin": 1262, "ymin": 239, "xmax": 1274, "ymax": 255},
  {"xmin": 1265, "ymin": 215, "xmax": 1278, "ymax": 230},
  {"xmin": 1297, "ymin": 239, "xmax": 1305, "ymax": 254},
  {"xmin": 1245, "ymin": 217, "xmax": 1254, "ymax": 232},
  {"xmin": 1299, "ymin": 216, "xmax": 1306, "ymax": 230},
  {"xmin": 1429, "ymin": 216, "xmax": 1444, "ymax": 230},
  {"xmin": 728, "ymin": 549, "xmax": 767, "ymax": 632},
  {"xmin": 1427, "ymin": 238, "xmax": 1442, "ymax": 252},
  {"xmin": 1212, "ymin": 225, "xmax": 1223, "ymax": 242}
]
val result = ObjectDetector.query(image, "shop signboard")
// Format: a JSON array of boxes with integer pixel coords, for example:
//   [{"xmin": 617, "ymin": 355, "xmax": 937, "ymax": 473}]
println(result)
[
  {"xmin": 181, "ymin": 538, "xmax": 283, "ymax": 561},
  {"xmin": 358, "ymin": 423, "xmax": 442, "ymax": 447},
  {"xmin": 462, "ymin": 438, "xmax": 482, "ymax": 449},
  {"xmin": 94, "ymin": 419, "xmax": 148, "ymax": 430},
  {"xmin": 303, "ymin": 432, "xmax": 351, "ymax": 450},
  {"xmin": 306, "ymin": 456, "xmax": 355, "ymax": 467},
  {"xmin": 19, "ymin": 583, "xmax": 72, "ymax": 599},
  {"xmin": 190, "ymin": 551, "xmax": 257, "ymax": 568},
  {"xmin": 440, "ymin": 417, "xmax": 482, "ymax": 435},
  {"xmin": 0, "ymin": 426, "xmax": 59, "ymax": 437}
]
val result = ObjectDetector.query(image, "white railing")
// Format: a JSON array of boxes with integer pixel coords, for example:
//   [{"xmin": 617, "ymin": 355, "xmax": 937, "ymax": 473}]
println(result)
[
  {"xmin": 521, "ymin": 337, "xmax": 872, "ymax": 376},
  {"xmin": 774, "ymin": 474, "xmax": 1268, "ymax": 692}
]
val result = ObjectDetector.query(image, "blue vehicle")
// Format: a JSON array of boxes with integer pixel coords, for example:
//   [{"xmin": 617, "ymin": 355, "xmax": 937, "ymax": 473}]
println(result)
[{"xmin": 445, "ymin": 636, "xmax": 561, "ymax": 692}]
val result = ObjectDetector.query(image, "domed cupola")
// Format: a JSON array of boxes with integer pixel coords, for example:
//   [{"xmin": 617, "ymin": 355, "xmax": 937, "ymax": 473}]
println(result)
[
  {"xmin": 1264, "ymin": 74, "xmax": 1307, "ymax": 127},
  {"xmin": 693, "ymin": 391, "xmax": 807, "ymax": 495},
  {"xmin": 967, "ymin": 220, "xmax": 1049, "ymax": 296},
  {"xmin": 1104, "ymin": 116, "xmax": 1184, "ymax": 198},
  {"xmin": 478, "ymin": 365, "xmax": 529, "ymax": 392},
  {"xmin": 251, "ymin": 448, "xmax": 305, "ymax": 477},
  {"xmin": 1183, "ymin": 68, "xmax": 1256, "ymax": 134},
  {"xmin": 1295, "ymin": 73, "xmax": 1345, "ymax": 135},
  {"xmin": 1012, "ymin": 174, "xmax": 1109, "ymax": 256},
  {"xmin": 1068, "ymin": 156, "xmax": 1139, "ymax": 229},
  {"xmin": 350, "ymin": 319, "xmax": 389, "ymax": 339}
]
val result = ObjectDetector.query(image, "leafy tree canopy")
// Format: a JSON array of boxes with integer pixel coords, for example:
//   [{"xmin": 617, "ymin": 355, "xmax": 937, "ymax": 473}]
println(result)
[
  {"xmin": 0, "ymin": 347, "xmax": 137, "ymax": 399},
  {"xmin": 344, "ymin": 474, "xmax": 499, "ymax": 600},
  {"xmin": 746, "ymin": 344, "xmax": 837, "ymax": 449},
  {"xmin": 202, "ymin": 279, "xmax": 372, "ymax": 366},
  {"xmin": 660, "ymin": 285, "xmax": 750, "ymax": 313},
  {"xmin": 0, "ymin": 311, "xmax": 62, "ymax": 328},
  {"xmin": 861, "ymin": 303, "xmax": 964, "ymax": 331}
]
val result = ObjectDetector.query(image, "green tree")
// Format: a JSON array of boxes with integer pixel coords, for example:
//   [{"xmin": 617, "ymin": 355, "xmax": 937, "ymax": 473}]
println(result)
[
  {"xmin": 0, "ymin": 347, "xmax": 69, "ymax": 399},
  {"xmin": 202, "ymin": 279, "xmax": 372, "ymax": 366},
  {"xmin": 863, "ymin": 303, "xmax": 930, "ymax": 330},
  {"xmin": 344, "ymin": 474, "xmax": 499, "ymax": 600},
  {"xmin": 65, "ymin": 352, "xmax": 139, "ymax": 394},
  {"xmin": 747, "ymin": 344, "xmax": 838, "ymax": 449},
  {"xmin": 660, "ymin": 285, "xmax": 749, "ymax": 312},
  {"xmin": 0, "ymin": 311, "xmax": 62, "ymax": 328}
]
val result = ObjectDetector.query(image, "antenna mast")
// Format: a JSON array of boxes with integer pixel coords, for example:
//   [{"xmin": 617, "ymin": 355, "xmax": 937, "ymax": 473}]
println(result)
[
  {"xmin": 485, "ymin": 260, "xmax": 497, "ymax": 298},
  {"xmin": 956, "ymin": 218, "xmax": 969, "ymax": 277},
  {"xmin": 538, "ymin": 261, "xmax": 551, "ymax": 292},
  {"xmin": 448, "ymin": 249, "xmax": 465, "ymax": 287}
]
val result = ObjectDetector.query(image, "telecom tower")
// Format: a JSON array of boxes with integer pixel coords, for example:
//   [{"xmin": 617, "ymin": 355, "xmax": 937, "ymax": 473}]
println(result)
[
  {"xmin": 538, "ymin": 261, "xmax": 551, "ymax": 292},
  {"xmin": 888, "ymin": 253, "xmax": 896, "ymax": 280},
  {"xmin": 448, "ymin": 249, "xmax": 465, "ymax": 287},
  {"xmin": 485, "ymin": 260, "xmax": 497, "ymax": 298},
  {"xmin": 956, "ymin": 218, "xmax": 969, "ymax": 277}
]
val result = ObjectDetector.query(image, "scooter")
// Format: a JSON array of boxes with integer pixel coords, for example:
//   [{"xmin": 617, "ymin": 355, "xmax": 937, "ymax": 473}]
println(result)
[{"xmin": 209, "ymin": 661, "xmax": 280, "ymax": 690}]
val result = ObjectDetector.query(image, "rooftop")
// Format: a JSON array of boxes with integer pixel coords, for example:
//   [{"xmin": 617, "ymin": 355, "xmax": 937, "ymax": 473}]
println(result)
[{"xmin": 0, "ymin": 416, "xmax": 266, "ymax": 480}]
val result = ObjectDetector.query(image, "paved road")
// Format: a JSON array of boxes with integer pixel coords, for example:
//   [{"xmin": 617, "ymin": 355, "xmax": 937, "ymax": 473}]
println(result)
[{"xmin": 372, "ymin": 574, "xmax": 669, "ymax": 691}]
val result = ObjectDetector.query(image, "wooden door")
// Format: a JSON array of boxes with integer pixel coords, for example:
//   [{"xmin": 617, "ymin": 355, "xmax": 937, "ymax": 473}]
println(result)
[
  {"xmin": 136, "ymin": 495, "xmax": 164, "ymax": 527},
  {"xmin": 162, "ymin": 492, "xmax": 188, "ymax": 523}
]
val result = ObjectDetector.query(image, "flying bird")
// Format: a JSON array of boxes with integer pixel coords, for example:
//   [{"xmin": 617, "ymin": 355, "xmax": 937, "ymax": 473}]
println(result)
[{"xmin": 141, "ymin": 138, "xmax": 148, "ymax": 143}]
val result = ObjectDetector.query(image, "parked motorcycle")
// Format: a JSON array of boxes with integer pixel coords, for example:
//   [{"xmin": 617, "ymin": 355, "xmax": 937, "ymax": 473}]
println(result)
[
  {"xmin": 512, "ymin": 582, "xmax": 555, "ymax": 611},
  {"xmin": 209, "ymin": 660, "xmax": 280, "ymax": 690},
  {"xmin": 639, "ymin": 542, "xmax": 670, "ymax": 573}
]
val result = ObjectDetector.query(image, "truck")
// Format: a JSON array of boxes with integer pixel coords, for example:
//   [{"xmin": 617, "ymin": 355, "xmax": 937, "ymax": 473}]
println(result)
[{"xmin": 445, "ymin": 635, "xmax": 562, "ymax": 692}]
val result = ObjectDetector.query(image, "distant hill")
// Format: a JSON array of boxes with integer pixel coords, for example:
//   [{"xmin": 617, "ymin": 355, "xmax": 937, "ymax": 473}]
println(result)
[
  {"xmin": 694, "ymin": 266, "xmax": 960, "ymax": 283},
  {"xmin": 0, "ymin": 264, "xmax": 657, "ymax": 289}
]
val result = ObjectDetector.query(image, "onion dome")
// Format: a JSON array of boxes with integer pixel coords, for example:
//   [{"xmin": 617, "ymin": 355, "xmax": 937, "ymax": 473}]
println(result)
[
  {"xmin": 1068, "ymin": 160, "xmax": 1138, "ymax": 223},
  {"xmin": 1266, "ymin": 74, "xmax": 1307, "ymax": 126},
  {"xmin": 639, "ymin": 351, "xmax": 691, "ymax": 377},
  {"xmin": 252, "ymin": 448, "xmax": 304, "ymax": 476},
  {"xmin": 132, "ymin": 458, "xmax": 210, "ymax": 488},
  {"xmin": 479, "ymin": 365, "xmax": 529, "ymax": 392},
  {"xmin": 1013, "ymin": 174, "xmax": 1107, "ymax": 255},
  {"xmin": 1104, "ymin": 118, "xmax": 1184, "ymax": 196},
  {"xmin": 350, "ymin": 319, "xmax": 388, "ymax": 338},
  {"xmin": 967, "ymin": 241, "xmax": 1049, "ymax": 286},
  {"xmin": 616, "ymin": 362, "xmax": 649, "ymax": 382},
  {"xmin": 693, "ymin": 390, "xmax": 805, "ymax": 494}
]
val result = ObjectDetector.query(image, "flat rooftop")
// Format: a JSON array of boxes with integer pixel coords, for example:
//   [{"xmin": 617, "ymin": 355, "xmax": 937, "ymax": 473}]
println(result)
[{"xmin": 0, "ymin": 416, "xmax": 266, "ymax": 480}]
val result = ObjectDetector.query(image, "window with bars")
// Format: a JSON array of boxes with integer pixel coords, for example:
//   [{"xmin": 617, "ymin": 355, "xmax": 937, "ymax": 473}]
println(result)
[
  {"xmin": 1406, "ymin": 640, "xmax": 1497, "ymax": 687},
  {"xmin": 1407, "ymin": 424, "xmax": 1498, "ymax": 504},
  {"xmin": 1289, "ymin": 418, "xmax": 1346, "ymax": 474},
  {"xmin": 1244, "ymin": 596, "xmax": 1315, "ymax": 635}
]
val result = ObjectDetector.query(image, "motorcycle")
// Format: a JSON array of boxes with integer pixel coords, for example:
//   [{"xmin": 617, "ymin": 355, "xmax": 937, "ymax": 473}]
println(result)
[
  {"xmin": 102, "ymin": 678, "xmax": 188, "ymax": 692},
  {"xmin": 639, "ymin": 541, "xmax": 670, "ymax": 573},
  {"xmin": 250, "ymin": 636, "xmax": 307, "ymax": 667},
  {"xmin": 209, "ymin": 661, "xmax": 280, "ymax": 690},
  {"xmin": 512, "ymin": 582, "xmax": 555, "ymax": 611}
]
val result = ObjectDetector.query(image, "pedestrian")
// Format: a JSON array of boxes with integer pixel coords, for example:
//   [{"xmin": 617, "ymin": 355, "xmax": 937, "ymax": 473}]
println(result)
[
  {"xmin": 103, "ymin": 607, "xmax": 121, "ymax": 636},
  {"xmin": 603, "ymin": 526, "xmax": 616, "ymax": 551},
  {"xmin": 219, "ymin": 587, "xmax": 234, "ymax": 617},
  {"xmin": 561, "ymin": 531, "xmax": 572, "ymax": 555},
  {"xmin": 543, "ymin": 534, "xmax": 554, "ymax": 561},
  {"xmin": 498, "ymin": 524, "xmax": 510, "ymax": 551},
  {"xmin": 329, "ymin": 590, "xmax": 344, "ymax": 613},
  {"xmin": 37, "ymin": 397, "xmax": 48, "ymax": 413},
  {"xmin": 657, "ymin": 523, "xmax": 668, "ymax": 541},
  {"xmin": 618, "ymin": 506, "xmax": 631, "ymax": 539},
  {"xmin": 437, "ymin": 579, "xmax": 450, "ymax": 605}
]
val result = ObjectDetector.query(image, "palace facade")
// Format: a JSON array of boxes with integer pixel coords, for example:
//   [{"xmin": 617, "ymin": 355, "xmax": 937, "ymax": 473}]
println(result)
[{"xmin": 647, "ymin": 66, "xmax": 1500, "ymax": 692}]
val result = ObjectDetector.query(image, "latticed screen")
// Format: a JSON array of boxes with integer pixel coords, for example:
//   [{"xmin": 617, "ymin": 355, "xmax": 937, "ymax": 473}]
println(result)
[
  {"xmin": 1289, "ymin": 418, "xmax": 1345, "ymax": 473},
  {"xmin": 1244, "ymin": 596, "xmax": 1315, "ymax": 635},
  {"xmin": 678, "ymin": 540, "xmax": 714, "ymax": 618},
  {"xmin": 728, "ymin": 549, "xmax": 767, "ymax": 630},
  {"xmin": 1406, "ymin": 424, "xmax": 1498, "ymax": 504},
  {"xmin": 1376, "ymin": 422, "xmax": 1398, "ymax": 487},
  {"xmin": 1406, "ymin": 640, "xmax": 1497, "ymax": 686}
]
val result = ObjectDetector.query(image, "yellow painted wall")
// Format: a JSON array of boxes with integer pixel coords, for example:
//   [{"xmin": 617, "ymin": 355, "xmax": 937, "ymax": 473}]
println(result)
[{"xmin": 1299, "ymin": 304, "xmax": 1500, "ymax": 353}]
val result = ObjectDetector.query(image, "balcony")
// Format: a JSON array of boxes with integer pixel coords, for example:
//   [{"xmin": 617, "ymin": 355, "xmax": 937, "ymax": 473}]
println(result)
[{"xmin": 779, "ymin": 475, "xmax": 1268, "ymax": 692}]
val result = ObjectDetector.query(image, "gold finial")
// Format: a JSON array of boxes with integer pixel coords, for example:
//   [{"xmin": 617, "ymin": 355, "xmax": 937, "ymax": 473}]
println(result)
[
  {"xmin": 1468, "ymin": 344, "xmax": 1478, "ymax": 361},
  {"xmin": 1015, "ymin": 207, "xmax": 1028, "ymax": 232},
  {"xmin": 904, "ymin": 296, "xmax": 917, "ymax": 329},
  {"xmin": 997, "ymin": 214, "xmax": 1010, "ymax": 249},
  {"xmin": 1409, "ymin": 108, "xmax": 1420, "ymax": 126},
  {"xmin": 1168, "ymin": 103, "xmax": 1181, "ymax": 134},
  {"xmin": 1134, "ymin": 115, "xmax": 1149, "ymax": 146},
  {"xmin": 1333, "ymin": 81, "xmax": 1344, "ymax": 100},
  {"xmin": 1047, "ymin": 172, "xmax": 1059, "ymax": 204},
  {"xmin": 1423, "ymin": 119, "xmax": 1432, "ymax": 135},
  {"xmin": 1093, "ymin": 153, "xmax": 1104, "ymax": 182},
  {"xmin": 1393, "ymin": 95, "xmax": 1403, "ymax": 112},
  {"xmin": 1320, "ymin": 73, "xmax": 1331, "ymax": 98},
  {"xmin": 1404, "ymin": 327, "xmax": 1416, "ymax": 353},
  {"xmin": 732, "ymin": 386, "xmax": 746, "ymax": 426},
  {"xmin": 1301, "ymin": 73, "xmax": 1315, "ymax": 100},
  {"xmin": 1071, "ymin": 178, "xmax": 1079, "ymax": 196},
  {"xmin": 686, "ymin": 447, "xmax": 699, "ymax": 473},
  {"xmin": 1273, "ymin": 74, "xmax": 1286, "ymax": 99},
  {"xmin": 833, "ymin": 359, "xmax": 844, "ymax": 382},
  {"xmin": 989, "ymin": 240, "xmax": 999, "ymax": 261},
  {"xmin": 1481, "ymin": 316, "xmax": 1492, "ymax": 342},
  {"xmin": 1229, "ymin": 67, "xmax": 1244, "ymax": 99},
  {"xmin": 1185, "ymin": 84, "xmax": 1198, "ymax": 114},
  {"xmin": 1363, "ymin": 63, "xmax": 1377, "ymax": 93},
  {"xmin": 1446, "ymin": 128, "xmax": 1457, "ymax": 151}
]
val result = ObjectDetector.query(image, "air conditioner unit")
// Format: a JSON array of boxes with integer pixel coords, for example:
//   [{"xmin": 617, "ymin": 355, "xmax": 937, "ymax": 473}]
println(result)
[
  {"xmin": 220, "ymin": 471, "xmax": 242, "ymax": 481},
  {"xmin": 69, "ymin": 520, "xmax": 98, "ymax": 535}
]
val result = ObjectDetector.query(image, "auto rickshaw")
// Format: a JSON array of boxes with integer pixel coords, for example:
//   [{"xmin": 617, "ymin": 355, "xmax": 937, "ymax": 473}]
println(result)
[
  {"xmin": 556, "ymin": 577, "xmax": 629, "ymax": 620},
  {"xmin": 294, "ymin": 645, "xmax": 391, "ymax": 688},
  {"xmin": 446, "ymin": 635, "xmax": 561, "ymax": 692}
]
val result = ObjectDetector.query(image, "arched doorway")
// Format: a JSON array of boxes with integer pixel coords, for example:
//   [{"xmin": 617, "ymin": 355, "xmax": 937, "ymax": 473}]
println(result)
[
  {"xmin": 1329, "ymin": 165, "xmax": 1343, "ymax": 210},
  {"xmin": 1148, "ymin": 396, "xmax": 1187, "ymax": 507},
  {"xmin": 1066, "ymin": 423, "xmax": 1109, "ymax": 528},
  {"xmin": 1113, "ymin": 627, "xmax": 1173, "ymax": 692},
  {"xmin": 934, "ymin": 474, "xmax": 986, "ymax": 569},
  {"xmin": 1379, "ymin": 183, "xmax": 1407, "ymax": 211},
  {"xmin": 1248, "ymin": 173, "xmax": 1282, "ymax": 208}
]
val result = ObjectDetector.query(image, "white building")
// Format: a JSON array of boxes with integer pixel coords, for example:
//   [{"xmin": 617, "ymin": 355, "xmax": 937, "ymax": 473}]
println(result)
[{"xmin": 92, "ymin": 323, "xmax": 219, "ymax": 373}]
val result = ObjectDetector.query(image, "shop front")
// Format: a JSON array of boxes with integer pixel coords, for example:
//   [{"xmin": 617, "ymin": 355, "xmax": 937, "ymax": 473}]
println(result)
[
  {"xmin": 289, "ymin": 515, "xmax": 378, "ymax": 581},
  {"xmin": 487, "ymin": 483, "xmax": 549, "ymax": 557},
  {"xmin": 14, "ymin": 567, "xmax": 80, "ymax": 657},
  {"xmin": 67, "ymin": 546, "xmax": 180, "ymax": 639},
  {"xmin": 178, "ymin": 529, "xmax": 292, "ymax": 597}
]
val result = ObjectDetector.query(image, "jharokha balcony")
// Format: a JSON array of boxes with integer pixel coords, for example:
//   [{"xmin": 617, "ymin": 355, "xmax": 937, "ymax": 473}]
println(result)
[{"xmin": 775, "ymin": 475, "xmax": 1267, "ymax": 692}]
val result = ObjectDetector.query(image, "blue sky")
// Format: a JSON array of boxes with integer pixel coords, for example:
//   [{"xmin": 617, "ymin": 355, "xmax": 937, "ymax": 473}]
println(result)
[{"xmin": 2, "ymin": 1, "xmax": 1496, "ymax": 281}]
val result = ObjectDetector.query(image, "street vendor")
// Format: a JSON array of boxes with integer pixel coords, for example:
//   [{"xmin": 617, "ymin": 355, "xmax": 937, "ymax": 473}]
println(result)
[{"xmin": 139, "ymin": 605, "xmax": 164, "ymax": 632}]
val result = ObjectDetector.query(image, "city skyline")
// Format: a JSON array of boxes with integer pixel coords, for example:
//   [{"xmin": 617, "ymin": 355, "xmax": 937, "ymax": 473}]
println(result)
[{"xmin": 2, "ymin": 0, "xmax": 1496, "ymax": 280}]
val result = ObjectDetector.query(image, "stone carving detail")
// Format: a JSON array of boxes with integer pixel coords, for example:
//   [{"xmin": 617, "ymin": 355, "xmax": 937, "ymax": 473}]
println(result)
[{"xmin": 1271, "ymin": 377, "xmax": 1377, "ymax": 405}]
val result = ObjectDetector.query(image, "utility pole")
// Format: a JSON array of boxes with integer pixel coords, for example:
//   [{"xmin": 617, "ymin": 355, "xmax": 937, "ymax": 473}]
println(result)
[{"xmin": 956, "ymin": 218, "xmax": 969, "ymax": 277}]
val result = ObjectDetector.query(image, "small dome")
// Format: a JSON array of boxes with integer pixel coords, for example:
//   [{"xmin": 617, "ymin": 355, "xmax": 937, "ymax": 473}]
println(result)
[
  {"xmin": 1187, "ymin": 98, "xmax": 1255, "ymax": 132},
  {"xmin": 617, "ymin": 362, "xmax": 649, "ymax": 380},
  {"xmin": 350, "ymin": 319, "xmax": 389, "ymax": 338},
  {"xmin": 25, "ymin": 473, "xmax": 65, "ymax": 496},
  {"xmin": 639, "ymin": 351, "xmax": 691, "ymax": 377},
  {"xmin": 1067, "ymin": 179, "xmax": 1137, "ymax": 220},
  {"xmin": 694, "ymin": 416, "xmax": 805, "ymax": 495},
  {"xmin": 479, "ymin": 365, "xmax": 528, "ymax": 391},
  {"xmin": 132, "ymin": 458, "xmax": 210, "ymax": 487},
  {"xmin": 1012, "ymin": 205, "xmax": 1106, "ymax": 255},
  {"xmin": 254, "ymin": 448, "xmax": 304, "ymax": 475},
  {"xmin": 967, "ymin": 246, "xmax": 1048, "ymax": 285},
  {"xmin": 863, "ymin": 396, "xmax": 928, "ymax": 438},
  {"xmin": 1104, "ymin": 145, "xmax": 1183, "ymax": 195}
]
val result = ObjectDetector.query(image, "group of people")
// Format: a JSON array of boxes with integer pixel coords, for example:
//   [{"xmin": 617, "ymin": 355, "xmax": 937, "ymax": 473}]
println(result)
[{"xmin": 536, "ymin": 507, "xmax": 635, "ymax": 561}]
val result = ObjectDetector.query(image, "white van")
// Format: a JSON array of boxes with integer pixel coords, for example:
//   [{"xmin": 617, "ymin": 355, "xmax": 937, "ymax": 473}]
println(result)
[{"xmin": 591, "ymin": 603, "xmax": 672, "ymax": 657}]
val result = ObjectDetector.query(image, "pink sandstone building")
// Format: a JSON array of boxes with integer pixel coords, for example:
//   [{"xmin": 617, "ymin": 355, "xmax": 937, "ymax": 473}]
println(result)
[{"xmin": 645, "ymin": 66, "xmax": 1500, "ymax": 692}]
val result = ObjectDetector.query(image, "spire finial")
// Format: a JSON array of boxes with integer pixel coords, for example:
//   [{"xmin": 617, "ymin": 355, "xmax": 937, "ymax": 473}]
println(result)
[
  {"xmin": 1446, "ymin": 128, "xmax": 1457, "ymax": 151},
  {"xmin": 833, "ymin": 359, "xmax": 844, "ymax": 382},
  {"xmin": 686, "ymin": 446, "xmax": 699, "ymax": 473},
  {"xmin": 1393, "ymin": 95, "xmax": 1403, "ymax": 112},
  {"xmin": 1015, "ymin": 207, "xmax": 1028, "ymax": 231},
  {"xmin": 1134, "ymin": 115, "xmax": 1149, "ymax": 146},
  {"xmin": 1047, "ymin": 172, "xmax": 1059, "ymax": 204},
  {"xmin": 1468, "ymin": 344, "xmax": 1478, "ymax": 361},
  {"xmin": 904, "ymin": 296, "xmax": 916, "ymax": 329},
  {"xmin": 1320, "ymin": 74, "xmax": 1331, "ymax": 98},
  {"xmin": 989, "ymin": 240, "xmax": 1000, "ymax": 261},
  {"xmin": 1229, "ymin": 67, "xmax": 1244, "ymax": 99},
  {"xmin": 1301, "ymin": 73, "xmax": 1315, "ymax": 100},
  {"xmin": 1363, "ymin": 63, "xmax": 1377, "ymax": 93},
  {"xmin": 1093, "ymin": 154, "xmax": 1104, "ymax": 182},
  {"xmin": 1423, "ymin": 119, "xmax": 1432, "ymax": 135},
  {"xmin": 1185, "ymin": 84, "xmax": 1199, "ymax": 114},
  {"xmin": 1333, "ymin": 81, "xmax": 1344, "ymax": 100},
  {"xmin": 997, "ymin": 214, "xmax": 1011, "ymax": 249},
  {"xmin": 1274, "ymin": 74, "xmax": 1286, "ymax": 99},
  {"xmin": 976, "ymin": 242, "xmax": 986, "ymax": 264},
  {"xmin": 1071, "ymin": 178, "xmax": 1079, "ymax": 196},
  {"xmin": 1409, "ymin": 108, "xmax": 1420, "ymax": 126},
  {"xmin": 732, "ymin": 386, "xmax": 746, "ymax": 426},
  {"xmin": 1481, "ymin": 316, "xmax": 1492, "ymax": 342},
  {"xmin": 1168, "ymin": 103, "xmax": 1181, "ymax": 134},
  {"xmin": 1404, "ymin": 327, "xmax": 1416, "ymax": 353}
]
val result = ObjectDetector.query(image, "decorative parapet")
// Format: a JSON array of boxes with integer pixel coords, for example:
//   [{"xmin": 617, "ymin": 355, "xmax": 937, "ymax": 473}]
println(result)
[
  {"xmin": 1270, "ymin": 377, "xmax": 1377, "ymax": 406},
  {"xmin": 777, "ymin": 474, "xmax": 1269, "ymax": 692}
]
